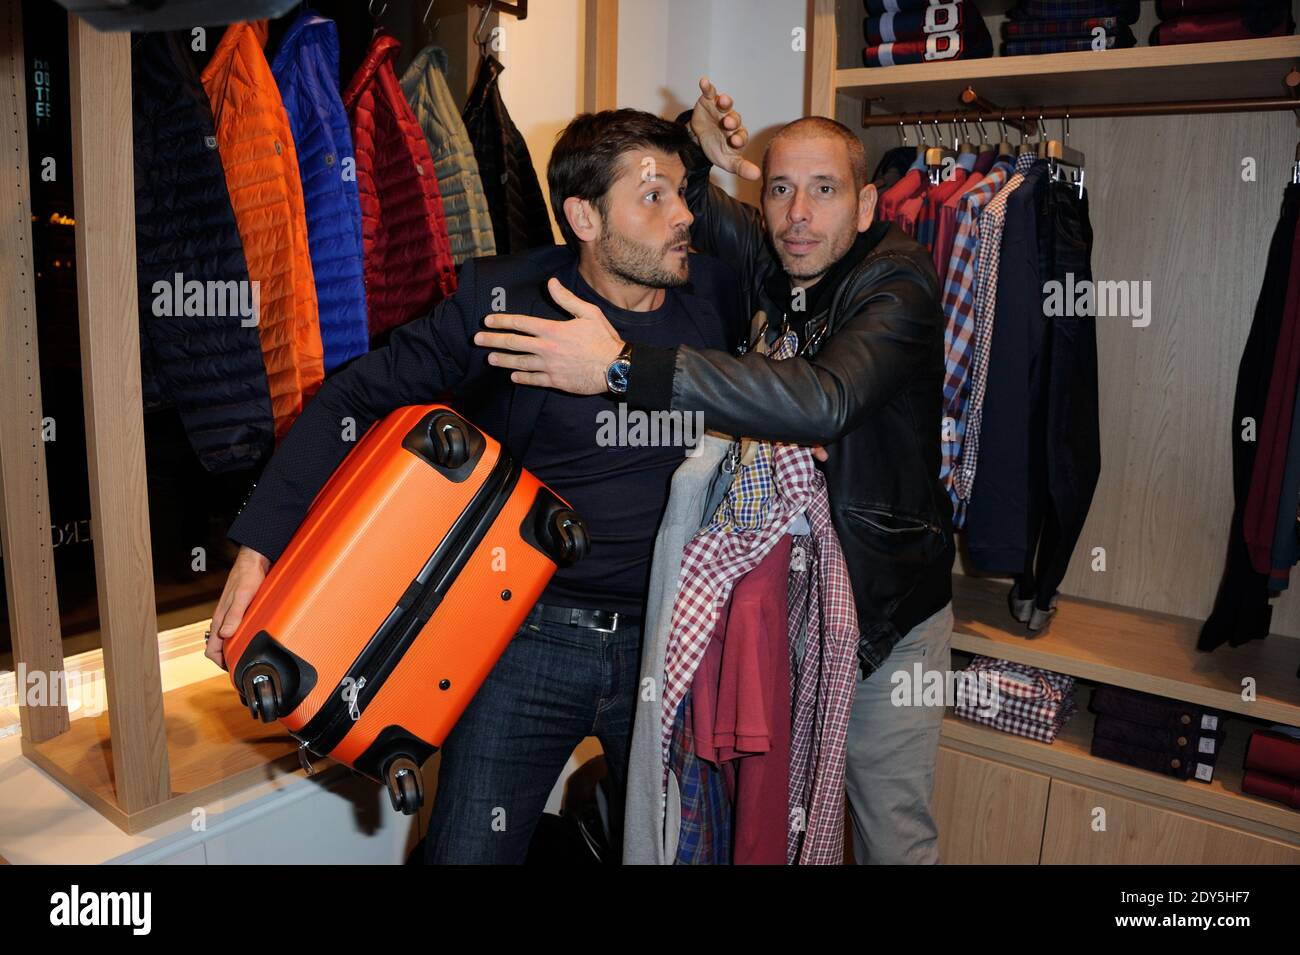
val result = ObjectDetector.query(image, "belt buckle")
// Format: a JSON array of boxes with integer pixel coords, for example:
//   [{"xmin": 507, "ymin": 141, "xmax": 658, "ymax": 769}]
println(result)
[{"xmin": 594, "ymin": 611, "xmax": 619, "ymax": 633}]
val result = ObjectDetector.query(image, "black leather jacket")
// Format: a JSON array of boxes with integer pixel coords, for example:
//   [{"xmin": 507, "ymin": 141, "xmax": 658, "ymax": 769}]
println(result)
[{"xmin": 624, "ymin": 145, "xmax": 955, "ymax": 675}]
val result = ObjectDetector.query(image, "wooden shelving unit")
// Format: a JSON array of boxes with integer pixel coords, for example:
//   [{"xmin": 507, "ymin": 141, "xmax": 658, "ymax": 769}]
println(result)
[
  {"xmin": 809, "ymin": 1, "xmax": 1300, "ymax": 122},
  {"xmin": 809, "ymin": 0, "xmax": 1300, "ymax": 862},
  {"xmin": 941, "ymin": 684, "xmax": 1300, "ymax": 844},
  {"xmin": 951, "ymin": 574, "xmax": 1300, "ymax": 725},
  {"xmin": 944, "ymin": 577, "xmax": 1300, "ymax": 850},
  {"xmin": 837, "ymin": 37, "xmax": 1300, "ymax": 114}
]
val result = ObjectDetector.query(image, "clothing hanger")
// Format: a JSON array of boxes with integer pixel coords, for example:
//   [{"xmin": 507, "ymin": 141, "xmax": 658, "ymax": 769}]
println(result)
[
  {"xmin": 996, "ymin": 116, "xmax": 1014, "ymax": 160},
  {"xmin": 957, "ymin": 117, "xmax": 978, "ymax": 156},
  {"xmin": 914, "ymin": 120, "xmax": 928, "ymax": 159},
  {"xmin": 423, "ymin": 0, "xmax": 441, "ymax": 42},
  {"xmin": 475, "ymin": 0, "xmax": 496, "ymax": 60},
  {"xmin": 368, "ymin": 0, "xmax": 388, "ymax": 22},
  {"xmin": 1016, "ymin": 112, "xmax": 1037, "ymax": 156},
  {"xmin": 1292, "ymin": 138, "xmax": 1300, "ymax": 185},
  {"xmin": 975, "ymin": 115, "xmax": 995, "ymax": 154},
  {"xmin": 1038, "ymin": 115, "xmax": 1086, "ymax": 197},
  {"xmin": 925, "ymin": 117, "xmax": 958, "ymax": 183}
]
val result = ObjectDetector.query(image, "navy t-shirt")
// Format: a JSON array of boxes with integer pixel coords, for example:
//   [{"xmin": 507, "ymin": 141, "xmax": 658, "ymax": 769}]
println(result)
[{"xmin": 524, "ymin": 271, "xmax": 711, "ymax": 616}]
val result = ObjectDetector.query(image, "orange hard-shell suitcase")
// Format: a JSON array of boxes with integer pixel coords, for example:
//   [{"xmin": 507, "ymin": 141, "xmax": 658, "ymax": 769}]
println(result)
[{"xmin": 224, "ymin": 405, "xmax": 588, "ymax": 813}]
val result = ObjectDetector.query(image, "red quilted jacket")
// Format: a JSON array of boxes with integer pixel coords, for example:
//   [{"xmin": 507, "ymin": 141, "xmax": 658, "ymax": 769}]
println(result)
[{"xmin": 343, "ymin": 31, "xmax": 456, "ymax": 337}]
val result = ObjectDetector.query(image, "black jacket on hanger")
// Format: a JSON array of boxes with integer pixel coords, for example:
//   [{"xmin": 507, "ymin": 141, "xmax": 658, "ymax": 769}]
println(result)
[
  {"xmin": 461, "ymin": 53, "xmax": 554, "ymax": 254},
  {"xmin": 133, "ymin": 30, "xmax": 274, "ymax": 474}
]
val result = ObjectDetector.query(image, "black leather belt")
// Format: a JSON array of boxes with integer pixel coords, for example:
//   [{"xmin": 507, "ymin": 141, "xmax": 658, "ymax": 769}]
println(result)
[{"xmin": 534, "ymin": 602, "xmax": 639, "ymax": 632}]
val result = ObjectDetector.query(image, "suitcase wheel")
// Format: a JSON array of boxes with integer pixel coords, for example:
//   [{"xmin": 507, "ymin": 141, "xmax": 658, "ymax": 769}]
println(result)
[
  {"xmin": 429, "ymin": 413, "xmax": 470, "ymax": 469},
  {"xmin": 242, "ymin": 665, "xmax": 282, "ymax": 723},
  {"xmin": 384, "ymin": 756, "xmax": 424, "ymax": 815},
  {"xmin": 552, "ymin": 509, "xmax": 590, "ymax": 565}
]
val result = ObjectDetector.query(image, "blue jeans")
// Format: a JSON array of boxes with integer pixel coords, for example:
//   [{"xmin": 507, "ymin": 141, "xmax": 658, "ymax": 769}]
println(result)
[{"xmin": 423, "ymin": 604, "xmax": 641, "ymax": 864}]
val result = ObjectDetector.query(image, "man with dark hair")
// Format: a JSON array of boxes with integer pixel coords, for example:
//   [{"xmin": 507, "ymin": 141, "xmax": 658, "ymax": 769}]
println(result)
[
  {"xmin": 477, "ymin": 79, "xmax": 956, "ymax": 864},
  {"xmin": 208, "ymin": 108, "xmax": 746, "ymax": 864}
]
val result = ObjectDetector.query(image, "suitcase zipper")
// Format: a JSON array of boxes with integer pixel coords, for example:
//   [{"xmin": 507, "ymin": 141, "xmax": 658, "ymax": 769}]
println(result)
[{"xmin": 297, "ymin": 449, "xmax": 522, "ymax": 759}]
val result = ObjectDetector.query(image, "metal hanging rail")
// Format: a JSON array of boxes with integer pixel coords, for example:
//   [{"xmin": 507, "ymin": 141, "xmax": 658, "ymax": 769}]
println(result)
[{"xmin": 860, "ymin": 73, "xmax": 1300, "ymax": 128}]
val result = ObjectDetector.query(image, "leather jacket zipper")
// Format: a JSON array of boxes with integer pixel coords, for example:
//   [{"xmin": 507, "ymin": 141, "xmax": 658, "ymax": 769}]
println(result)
[{"xmin": 846, "ymin": 503, "xmax": 942, "ymax": 535}]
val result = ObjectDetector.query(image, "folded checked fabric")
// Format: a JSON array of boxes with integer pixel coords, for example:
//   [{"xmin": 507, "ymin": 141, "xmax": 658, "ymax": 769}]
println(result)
[
  {"xmin": 1003, "ymin": 15, "xmax": 1122, "ymax": 37},
  {"xmin": 964, "ymin": 655, "xmax": 1073, "ymax": 701},
  {"xmin": 958, "ymin": 656, "xmax": 1076, "ymax": 725},
  {"xmin": 954, "ymin": 693, "xmax": 1076, "ymax": 742},
  {"xmin": 1008, "ymin": 0, "xmax": 1139, "ymax": 23},
  {"xmin": 1002, "ymin": 33, "xmax": 1135, "ymax": 54}
]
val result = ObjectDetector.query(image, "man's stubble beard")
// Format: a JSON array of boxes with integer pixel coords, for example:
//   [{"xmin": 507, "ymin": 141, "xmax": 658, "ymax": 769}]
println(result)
[
  {"xmin": 773, "ymin": 223, "xmax": 858, "ymax": 284},
  {"xmin": 596, "ymin": 222, "xmax": 690, "ymax": 289}
]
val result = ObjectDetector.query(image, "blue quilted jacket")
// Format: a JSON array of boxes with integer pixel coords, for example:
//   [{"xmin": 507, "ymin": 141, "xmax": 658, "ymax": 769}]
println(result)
[
  {"xmin": 132, "ymin": 30, "xmax": 274, "ymax": 473},
  {"xmin": 271, "ymin": 9, "xmax": 369, "ymax": 374}
]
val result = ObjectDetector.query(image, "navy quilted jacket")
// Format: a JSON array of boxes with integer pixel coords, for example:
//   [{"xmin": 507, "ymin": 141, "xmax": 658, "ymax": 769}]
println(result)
[
  {"xmin": 132, "ymin": 31, "xmax": 274, "ymax": 473},
  {"xmin": 271, "ymin": 9, "xmax": 369, "ymax": 374},
  {"xmin": 462, "ymin": 53, "xmax": 553, "ymax": 254}
]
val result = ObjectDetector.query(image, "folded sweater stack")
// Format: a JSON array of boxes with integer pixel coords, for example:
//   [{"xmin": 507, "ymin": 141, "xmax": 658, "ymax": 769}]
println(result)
[
  {"xmin": 1151, "ymin": 0, "xmax": 1294, "ymax": 46},
  {"xmin": 954, "ymin": 656, "xmax": 1077, "ymax": 743},
  {"xmin": 1001, "ymin": 0, "xmax": 1138, "ymax": 56},
  {"xmin": 1242, "ymin": 726, "xmax": 1300, "ymax": 810},
  {"xmin": 1088, "ymin": 685, "xmax": 1225, "ymax": 783},
  {"xmin": 861, "ymin": 0, "xmax": 992, "ymax": 68}
]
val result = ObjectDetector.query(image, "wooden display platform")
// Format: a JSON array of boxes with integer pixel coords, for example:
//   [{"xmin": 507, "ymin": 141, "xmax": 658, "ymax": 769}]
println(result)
[
  {"xmin": 20, "ymin": 676, "xmax": 312, "ymax": 835},
  {"xmin": 951, "ymin": 574, "xmax": 1300, "ymax": 725}
]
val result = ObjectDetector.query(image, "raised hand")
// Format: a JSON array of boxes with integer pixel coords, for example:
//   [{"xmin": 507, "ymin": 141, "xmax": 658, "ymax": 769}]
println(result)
[{"xmin": 690, "ymin": 76, "xmax": 761, "ymax": 182}]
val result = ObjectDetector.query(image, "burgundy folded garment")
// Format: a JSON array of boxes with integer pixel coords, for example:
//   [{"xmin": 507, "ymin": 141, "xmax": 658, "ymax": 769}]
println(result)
[
  {"xmin": 1244, "ymin": 729, "xmax": 1300, "ymax": 781},
  {"xmin": 1152, "ymin": 8, "xmax": 1293, "ymax": 45},
  {"xmin": 1157, "ymin": 0, "xmax": 1280, "ymax": 18},
  {"xmin": 864, "ymin": 1, "xmax": 975, "ymax": 45},
  {"xmin": 1242, "ymin": 769, "xmax": 1300, "ymax": 809}
]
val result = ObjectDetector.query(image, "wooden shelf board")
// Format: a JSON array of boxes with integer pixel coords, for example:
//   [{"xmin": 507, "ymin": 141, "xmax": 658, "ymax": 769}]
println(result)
[
  {"xmin": 835, "ymin": 37, "xmax": 1300, "ymax": 114},
  {"xmin": 951, "ymin": 574, "xmax": 1300, "ymax": 725},
  {"xmin": 941, "ymin": 690, "xmax": 1300, "ymax": 843},
  {"xmin": 20, "ymin": 676, "xmax": 323, "ymax": 835}
]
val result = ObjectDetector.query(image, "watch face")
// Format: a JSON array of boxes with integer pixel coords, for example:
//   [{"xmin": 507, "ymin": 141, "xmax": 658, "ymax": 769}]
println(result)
[{"xmin": 607, "ymin": 358, "xmax": 631, "ymax": 393}]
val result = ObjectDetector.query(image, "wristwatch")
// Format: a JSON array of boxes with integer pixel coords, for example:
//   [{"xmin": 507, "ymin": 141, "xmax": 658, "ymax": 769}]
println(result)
[{"xmin": 605, "ymin": 342, "xmax": 633, "ymax": 395}]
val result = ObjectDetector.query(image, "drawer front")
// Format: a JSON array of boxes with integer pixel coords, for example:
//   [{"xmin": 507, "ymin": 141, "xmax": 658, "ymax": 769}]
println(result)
[
  {"xmin": 933, "ymin": 746, "xmax": 1051, "ymax": 864},
  {"xmin": 1041, "ymin": 779, "xmax": 1300, "ymax": 865}
]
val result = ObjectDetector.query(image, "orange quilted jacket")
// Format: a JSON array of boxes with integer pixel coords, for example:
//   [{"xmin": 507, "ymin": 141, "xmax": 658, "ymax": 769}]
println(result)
[{"xmin": 202, "ymin": 20, "xmax": 323, "ymax": 440}]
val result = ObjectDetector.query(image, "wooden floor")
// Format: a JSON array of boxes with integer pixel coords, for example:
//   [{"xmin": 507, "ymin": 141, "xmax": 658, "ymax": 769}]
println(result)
[{"xmin": 21, "ymin": 675, "xmax": 309, "ymax": 834}]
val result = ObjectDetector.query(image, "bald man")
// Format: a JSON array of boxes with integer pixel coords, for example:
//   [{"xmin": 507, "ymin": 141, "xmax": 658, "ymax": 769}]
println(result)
[{"xmin": 476, "ymin": 80, "xmax": 956, "ymax": 863}]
